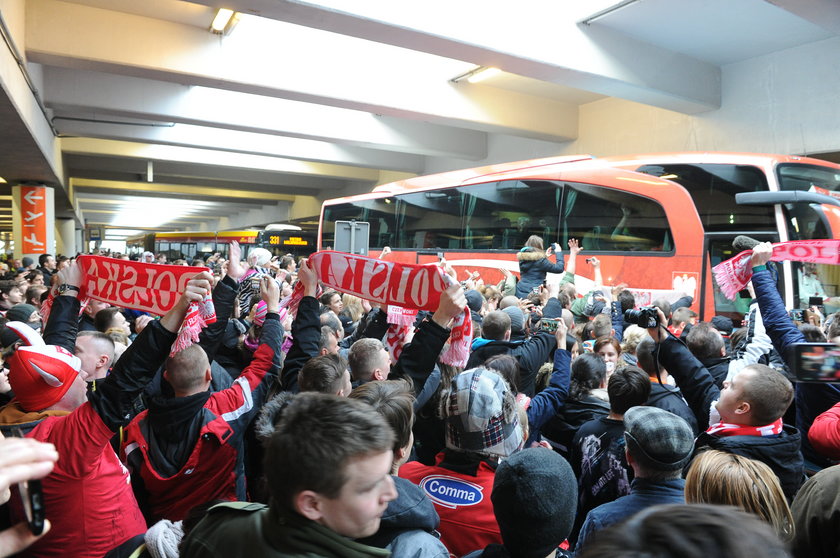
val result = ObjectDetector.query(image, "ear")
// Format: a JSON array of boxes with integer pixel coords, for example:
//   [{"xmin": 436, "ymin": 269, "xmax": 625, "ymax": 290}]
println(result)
[
  {"xmin": 294, "ymin": 490, "xmax": 325, "ymax": 522},
  {"xmin": 319, "ymin": 347, "xmax": 329, "ymax": 356},
  {"xmin": 734, "ymin": 400, "xmax": 751, "ymax": 417},
  {"xmin": 205, "ymin": 366, "xmax": 213, "ymax": 384},
  {"xmin": 97, "ymin": 354, "xmax": 110, "ymax": 369},
  {"xmin": 720, "ymin": 346, "xmax": 726, "ymax": 357},
  {"xmin": 504, "ymin": 329, "xmax": 511, "ymax": 341},
  {"xmin": 373, "ymin": 368, "xmax": 386, "ymax": 382}
]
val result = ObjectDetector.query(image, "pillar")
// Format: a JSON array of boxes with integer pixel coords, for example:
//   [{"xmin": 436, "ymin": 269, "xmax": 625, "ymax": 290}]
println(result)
[
  {"xmin": 11, "ymin": 184, "xmax": 55, "ymax": 260},
  {"xmin": 55, "ymin": 218, "xmax": 76, "ymax": 256}
]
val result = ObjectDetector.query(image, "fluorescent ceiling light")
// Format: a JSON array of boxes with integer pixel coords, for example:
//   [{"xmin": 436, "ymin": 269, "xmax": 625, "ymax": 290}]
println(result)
[
  {"xmin": 0, "ymin": 177, "xmax": 6, "ymax": 184},
  {"xmin": 450, "ymin": 66, "xmax": 501, "ymax": 84},
  {"xmin": 210, "ymin": 8, "xmax": 238, "ymax": 35}
]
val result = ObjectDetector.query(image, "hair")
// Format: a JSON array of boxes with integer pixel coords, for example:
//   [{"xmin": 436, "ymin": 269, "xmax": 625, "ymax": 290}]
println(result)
[
  {"xmin": 498, "ymin": 295, "xmax": 519, "ymax": 310},
  {"xmin": 165, "ymin": 344, "xmax": 210, "ymax": 393},
  {"xmin": 798, "ymin": 324, "xmax": 826, "ymax": 342},
  {"xmin": 319, "ymin": 291, "xmax": 341, "ymax": 308},
  {"xmin": 569, "ymin": 353, "xmax": 607, "ymax": 401},
  {"xmin": 685, "ymin": 450, "xmax": 794, "ymax": 541},
  {"xmin": 607, "ymin": 366, "xmax": 651, "ymax": 415},
  {"xmin": 560, "ymin": 282, "xmax": 577, "ymax": 301},
  {"xmin": 484, "ymin": 354, "xmax": 521, "ymax": 393},
  {"xmin": 263, "ymin": 393, "xmax": 394, "ymax": 516},
  {"xmin": 318, "ymin": 325, "xmax": 338, "ymax": 353},
  {"xmin": 248, "ymin": 247, "xmax": 272, "ymax": 267},
  {"xmin": 106, "ymin": 328, "xmax": 129, "ymax": 346},
  {"xmin": 620, "ymin": 325, "xmax": 647, "ymax": 355},
  {"xmin": 652, "ymin": 297, "xmax": 672, "ymax": 319},
  {"xmin": 558, "ymin": 292, "xmax": 572, "ymax": 310},
  {"xmin": 592, "ymin": 315, "xmax": 612, "ymax": 338},
  {"xmin": 94, "ymin": 307, "xmax": 123, "ymax": 333},
  {"xmin": 741, "ymin": 364, "xmax": 794, "ymax": 424},
  {"xmin": 635, "ymin": 336, "xmax": 657, "ymax": 376},
  {"xmin": 38, "ymin": 254, "xmax": 53, "ymax": 267},
  {"xmin": 482, "ymin": 311, "xmax": 511, "ymax": 341},
  {"xmin": 581, "ymin": 321, "xmax": 595, "ymax": 341},
  {"xmin": 686, "ymin": 322, "xmax": 725, "ymax": 360},
  {"xmin": 730, "ymin": 327, "xmax": 747, "ymax": 351},
  {"xmin": 341, "ymin": 294, "xmax": 364, "ymax": 323},
  {"xmin": 25, "ymin": 285, "xmax": 48, "ymax": 306},
  {"xmin": 480, "ymin": 285, "xmax": 502, "ymax": 304},
  {"xmin": 25, "ymin": 270, "xmax": 44, "ymax": 283},
  {"xmin": 524, "ymin": 235, "xmax": 544, "ymax": 251},
  {"xmin": 348, "ymin": 338, "xmax": 387, "ymax": 383},
  {"xmin": 319, "ymin": 311, "xmax": 342, "ymax": 333},
  {"xmin": 280, "ymin": 255, "xmax": 295, "ymax": 271},
  {"xmin": 671, "ymin": 307, "xmax": 697, "ymax": 326},
  {"xmin": 349, "ymin": 379, "xmax": 415, "ymax": 454},
  {"xmin": 617, "ymin": 290, "xmax": 636, "ymax": 313},
  {"xmin": 76, "ymin": 330, "xmax": 116, "ymax": 362},
  {"xmin": 577, "ymin": 504, "xmax": 791, "ymax": 558},
  {"xmin": 594, "ymin": 336, "xmax": 621, "ymax": 359},
  {"xmin": 298, "ymin": 353, "xmax": 348, "ymax": 394},
  {"xmin": 0, "ymin": 280, "xmax": 18, "ymax": 298}
]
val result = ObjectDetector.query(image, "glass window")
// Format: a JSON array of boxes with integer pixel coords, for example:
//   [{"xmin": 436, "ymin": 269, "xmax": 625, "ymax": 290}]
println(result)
[
  {"xmin": 458, "ymin": 181, "xmax": 562, "ymax": 250},
  {"xmin": 778, "ymin": 163, "xmax": 840, "ymax": 241},
  {"xmin": 561, "ymin": 182, "xmax": 672, "ymax": 252},
  {"xmin": 322, "ymin": 199, "xmax": 397, "ymax": 250},
  {"xmin": 636, "ymin": 163, "xmax": 773, "ymax": 232},
  {"xmin": 394, "ymin": 190, "xmax": 464, "ymax": 249}
]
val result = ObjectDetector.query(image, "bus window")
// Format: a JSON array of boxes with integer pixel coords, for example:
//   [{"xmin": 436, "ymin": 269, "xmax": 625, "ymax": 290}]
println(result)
[
  {"xmin": 637, "ymin": 164, "xmax": 773, "ymax": 232},
  {"xmin": 394, "ymin": 190, "xmax": 464, "ymax": 250},
  {"xmin": 561, "ymin": 182, "xmax": 672, "ymax": 252},
  {"xmin": 322, "ymin": 199, "xmax": 396, "ymax": 250},
  {"xmin": 778, "ymin": 163, "xmax": 840, "ymax": 241},
  {"xmin": 458, "ymin": 180, "xmax": 562, "ymax": 250}
]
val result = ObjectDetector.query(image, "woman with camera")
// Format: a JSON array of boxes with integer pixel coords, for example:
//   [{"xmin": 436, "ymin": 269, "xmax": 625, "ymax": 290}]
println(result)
[{"xmin": 515, "ymin": 235, "xmax": 567, "ymax": 298}]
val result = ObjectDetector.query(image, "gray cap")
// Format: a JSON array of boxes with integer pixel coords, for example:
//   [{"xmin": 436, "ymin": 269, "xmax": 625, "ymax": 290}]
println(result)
[{"xmin": 624, "ymin": 406, "xmax": 694, "ymax": 471}]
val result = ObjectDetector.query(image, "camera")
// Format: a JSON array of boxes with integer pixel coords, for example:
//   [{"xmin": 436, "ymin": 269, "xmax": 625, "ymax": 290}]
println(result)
[{"xmin": 624, "ymin": 306, "xmax": 660, "ymax": 328}]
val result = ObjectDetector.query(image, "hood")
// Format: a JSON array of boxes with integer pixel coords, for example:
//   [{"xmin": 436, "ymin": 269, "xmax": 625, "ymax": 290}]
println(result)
[
  {"xmin": 517, "ymin": 248, "xmax": 546, "ymax": 262},
  {"xmin": 379, "ymin": 476, "xmax": 440, "ymax": 532}
]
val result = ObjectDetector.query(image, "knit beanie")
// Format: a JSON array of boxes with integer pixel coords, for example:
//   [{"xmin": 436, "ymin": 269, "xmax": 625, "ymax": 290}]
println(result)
[
  {"xmin": 491, "ymin": 448, "xmax": 577, "ymax": 558},
  {"xmin": 501, "ymin": 307, "xmax": 524, "ymax": 335},
  {"xmin": 6, "ymin": 304, "xmax": 38, "ymax": 325}
]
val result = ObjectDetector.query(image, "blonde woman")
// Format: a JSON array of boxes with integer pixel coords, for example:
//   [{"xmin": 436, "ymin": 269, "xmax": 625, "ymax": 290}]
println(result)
[
  {"xmin": 619, "ymin": 324, "xmax": 647, "ymax": 367},
  {"xmin": 340, "ymin": 293, "xmax": 364, "ymax": 337},
  {"xmin": 685, "ymin": 449, "xmax": 794, "ymax": 541}
]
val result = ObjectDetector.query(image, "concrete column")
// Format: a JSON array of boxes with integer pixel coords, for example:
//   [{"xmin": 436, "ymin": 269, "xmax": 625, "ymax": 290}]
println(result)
[
  {"xmin": 11, "ymin": 184, "xmax": 55, "ymax": 259},
  {"xmin": 74, "ymin": 229, "xmax": 84, "ymax": 255},
  {"xmin": 55, "ymin": 218, "xmax": 76, "ymax": 256}
]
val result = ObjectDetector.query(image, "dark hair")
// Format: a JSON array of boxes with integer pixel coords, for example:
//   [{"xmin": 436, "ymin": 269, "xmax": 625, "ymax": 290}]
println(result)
[
  {"xmin": 484, "ymin": 354, "xmax": 521, "ymax": 393},
  {"xmin": 618, "ymin": 290, "xmax": 636, "ymax": 313},
  {"xmin": 482, "ymin": 311, "xmax": 511, "ymax": 341},
  {"xmin": 594, "ymin": 336, "xmax": 621, "ymax": 358},
  {"xmin": 730, "ymin": 327, "xmax": 747, "ymax": 351},
  {"xmin": 280, "ymin": 255, "xmax": 295, "ymax": 270},
  {"xmin": 318, "ymin": 325, "xmax": 337, "ymax": 353},
  {"xmin": 635, "ymin": 336, "xmax": 657, "ymax": 376},
  {"xmin": 25, "ymin": 285, "xmax": 47, "ymax": 306},
  {"xmin": 608, "ymin": 366, "xmax": 651, "ymax": 415},
  {"xmin": 524, "ymin": 235, "xmax": 544, "ymax": 251},
  {"xmin": 569, "ymin": 353, "xmax": 607, "ymax": 401},
  {"xmin": 592, "ymin": 315, "xmax": 612, "ymax": 338},
  {"xmin": 578, "ymin": 504, "xmax": 790, "ymax": 558},
  {"xmin": 798, "ymin": 324, "xmax": 825, "ymax": 342},
  {"xmin": 581, "ymin": 321, "xmax": 595, "ymax": 341},
  {"xmin": 263, "ymin": 393, "xmax": 394, "ymax": 516},
  {"xmin": 0, "ymin": 280, "xmax": 19, "ymax": 297},
  {"xmin": 558, "ymin": 292, "xmax": 572, "ymax": 309},
  {"xmin": 298, "ymin": 353, "xmax": 348, "ymax": 394},
  {"xmin": 741, "ymin": 364, "xmax": 794, "ymax": 424},
  {"xmin": 319, "ymin": 291, "xmax": 341, "ymax": 307},
  {"xmin": 38, "ymin": 254, "xmax": 53, "ymax": 267},
  {"xmin": 319, "ymin": 311, "xmax": 342, "ymax": 335},
  {"xmin": 24, "ymin": 270, "xmax": 44, "ymax": 283},
  {"xmin": 652, "ymin": 297, "xmax": 672, "ymax": 319},
  {"xmin": 828, "ymin": 313, "xmax": 840, "ymax": 340},
  {"xmin": 687, "ymin": 323, "xmax": 725, "ymax": 360},
  {"xmin": 349, "ymin": 379, "xmax": 415, "ymax": 454},
  {"xmin": 94, "ymin": 307, "xmax": 123, "ymax": 333}
]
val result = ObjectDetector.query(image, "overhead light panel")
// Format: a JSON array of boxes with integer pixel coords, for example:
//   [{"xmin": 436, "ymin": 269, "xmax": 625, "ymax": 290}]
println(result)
[
  {"xmin": 210, "ymin": 8, "xmax": 238, "ymax": 35},
  {"xmin": 450, "ymin": 66, "xmax": 501, "ymax": 84},
  {"xmin": 579, "ymin": 0, "xmax": 641, "ymax": 25}
]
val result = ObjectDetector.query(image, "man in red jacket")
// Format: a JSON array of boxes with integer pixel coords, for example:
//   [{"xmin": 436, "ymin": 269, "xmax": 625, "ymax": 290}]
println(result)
[{"xmin": 0, "ymin": 262, "xmax": 212, "ymax": 558}]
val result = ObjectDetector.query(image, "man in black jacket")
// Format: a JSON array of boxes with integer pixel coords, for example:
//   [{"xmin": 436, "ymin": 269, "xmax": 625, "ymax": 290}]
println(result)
[{"xmin": 635, "ymin": 336, "xmax": 698, "ymax": 434}]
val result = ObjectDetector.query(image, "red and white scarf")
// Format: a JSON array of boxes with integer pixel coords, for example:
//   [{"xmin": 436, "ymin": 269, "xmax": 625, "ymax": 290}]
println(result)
[
  {"xmin": 712, "ymin": 239, "xmax": 839, "ymax": 300},
  {"xmin": 41, "ymin": 255, "xmax": 215, "ymax": 355},
  {"xmin": 285, "ymin": 251, "xmax": 472, "ymax": 367},
  {"xmin": 707, "ymin": 418, "xmax": 783, "ymax": 437}
]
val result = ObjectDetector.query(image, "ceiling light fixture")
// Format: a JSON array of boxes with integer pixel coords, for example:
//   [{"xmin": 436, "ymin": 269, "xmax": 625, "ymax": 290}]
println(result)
[
  {"xmin": 0, "ymin": 177, "xmax": 6, "ymax": 184},
  {"xmin": 450, "ymin": 66, "xmax": 501, "ymax": 84},
  {"xmin": 579, "ymin": 0, "xmax": 641, "ymax": 26},
  {"xmin": 210, "ymin": 8, "xmax": 239, "ymax": 35}
]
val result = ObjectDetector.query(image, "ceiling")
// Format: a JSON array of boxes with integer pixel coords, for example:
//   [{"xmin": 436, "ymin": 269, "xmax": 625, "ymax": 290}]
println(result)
[{"xmin": 0, "ymin": 0, "xmax": 838, "ymax": 242}]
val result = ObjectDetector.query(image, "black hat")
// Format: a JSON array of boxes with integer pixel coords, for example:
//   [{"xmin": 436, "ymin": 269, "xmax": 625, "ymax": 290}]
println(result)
[
  {"xmin": 711, "ymin": 315, "xmax": 734, "ymax": 335},
  {"xmin": 502, "ymin": 306, "xmax": 524, "ymax": 334},
  {"xmin": 491, "ymin": 448, "xmax": 577, "ymax": 558},
  {"xmin": 465, "ymin": 289, "xmax": 484, "ymax": 314},
  {"xmin": 624, "ymin": 406, "xmax": 694, "ymax": 471}
]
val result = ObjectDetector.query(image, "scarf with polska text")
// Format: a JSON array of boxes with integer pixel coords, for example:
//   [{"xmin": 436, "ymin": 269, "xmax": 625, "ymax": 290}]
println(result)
[
  {"xmin": 285, "ymin": 251, "xmax": 472, "ymax": 367},
  {"xmin": 41, "ymin": 255, "xmax": 215, "ymax": 356},
  {"xmin": 707, "ymin": 418, "xmax": 784, "ymax": 437},
  {"xmin": 712, "ymin": 239, "xmax": 840, "ymax": 300}
]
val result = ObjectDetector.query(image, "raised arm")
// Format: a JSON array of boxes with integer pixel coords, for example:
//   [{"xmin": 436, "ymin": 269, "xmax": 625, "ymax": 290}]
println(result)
[
  {"xmin": 526, "ymin": 321, "xmax": 571, "ymax": 442},
  {"xmin": 279, "ymin": 259, "xmax": 321, "ymax": 392},
  {"xmin": 198, "ymin": 241, "xmax": 244, "ymax": 364},
  {"xmin": 565, "ymin": 238, "xmax": 581, "ymax": 277}
]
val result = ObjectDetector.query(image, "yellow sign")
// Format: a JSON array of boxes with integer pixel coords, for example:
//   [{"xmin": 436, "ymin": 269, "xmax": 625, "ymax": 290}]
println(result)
[{"xmin": 283, "ymin": 236, "xmax": 309, "ymax": 246}]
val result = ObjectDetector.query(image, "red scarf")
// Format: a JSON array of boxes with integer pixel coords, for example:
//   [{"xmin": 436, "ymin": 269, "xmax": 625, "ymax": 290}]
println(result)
[
  {"xmin": 706, "ymin": 418, "xmax": 783, "ymax": 437},
  {"xmin": 286, "ymin": 251, "xmax": 472, "ymax": 367},
  {"xmin": 712, "ymin": 239, "xmax": 839, "ymax": 300},
  {"xmin": 42, "ymin": 256, "xmax": 214, "ymax": 355}
]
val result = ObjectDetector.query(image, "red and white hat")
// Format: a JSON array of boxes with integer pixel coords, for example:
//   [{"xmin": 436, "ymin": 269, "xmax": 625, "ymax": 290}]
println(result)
[{"xmin": 5, "ymin": 321, "xmax": 82, "ymax": 412}]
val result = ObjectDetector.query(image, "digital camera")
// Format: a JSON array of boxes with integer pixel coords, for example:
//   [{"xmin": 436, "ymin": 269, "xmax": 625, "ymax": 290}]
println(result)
[{"xmin": 624, "ymin": 306, "xmax": 659, "ymax": 328}]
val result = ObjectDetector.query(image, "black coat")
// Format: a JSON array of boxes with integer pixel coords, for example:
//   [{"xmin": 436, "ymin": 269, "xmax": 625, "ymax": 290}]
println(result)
[
  {"xmin": 515, "ymin": 248, "xmax": 564, "ymax": 299},
  {"xmin": 466, "ymin": 332, "xmax": 556, "ymax": 397}
]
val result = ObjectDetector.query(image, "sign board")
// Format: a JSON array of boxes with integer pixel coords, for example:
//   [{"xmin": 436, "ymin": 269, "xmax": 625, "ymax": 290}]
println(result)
[
  {"xmin": 19, "ymin": 186, "xmax": 47, "ymax": 254},
  {"xmin": 334, "ymin": 221, "xmax": 369, "ymax": 255}
]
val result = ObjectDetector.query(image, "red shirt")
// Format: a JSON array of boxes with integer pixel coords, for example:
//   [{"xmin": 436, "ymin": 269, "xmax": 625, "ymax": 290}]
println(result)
[
  {"xmin": 399, "ymin": 452, "xmax": 501, "ymax": 557},
  {"xmin": 22, "ymin": 403, "xmax": 147, "ymax": 558}
]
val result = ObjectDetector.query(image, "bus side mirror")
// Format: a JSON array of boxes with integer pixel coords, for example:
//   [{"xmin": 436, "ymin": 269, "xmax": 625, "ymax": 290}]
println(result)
[{"xmin": 736, "ymin": 191, "xmax": 840, "ymax": 207}]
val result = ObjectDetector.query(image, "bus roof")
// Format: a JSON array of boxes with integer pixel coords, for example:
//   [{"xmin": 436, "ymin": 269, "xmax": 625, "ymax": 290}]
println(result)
[{"xmin": 600, "ymin": 151, "xmax": 840, "ymax": 171}]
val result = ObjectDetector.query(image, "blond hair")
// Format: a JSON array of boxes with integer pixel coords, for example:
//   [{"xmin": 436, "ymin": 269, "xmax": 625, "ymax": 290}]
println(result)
[
  {"xmin": 620, "ymin": 325, "xmax": 647, "ymax": 355},
  {"xmin": 685, "ymin": 450, "xmax": 793, "ymax": 541},
  {"xmin": 341, "ymin": 293, "xmax": 364, "ymax": 322}
]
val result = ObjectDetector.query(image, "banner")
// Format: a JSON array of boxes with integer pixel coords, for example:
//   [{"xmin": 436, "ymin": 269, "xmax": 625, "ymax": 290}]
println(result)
[
  {"xmin": 19, "ymin": 186, "xmax": 48, "ymax": 255},
  {"xmin": 712, "ymin": 239, "xmax": 840, "ymax": 300}
]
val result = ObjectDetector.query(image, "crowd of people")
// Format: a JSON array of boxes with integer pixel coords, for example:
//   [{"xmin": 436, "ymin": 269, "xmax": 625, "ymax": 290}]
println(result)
[{"xmin": 0, "ymin": 237, "xmax": 838, "ymax": 558}]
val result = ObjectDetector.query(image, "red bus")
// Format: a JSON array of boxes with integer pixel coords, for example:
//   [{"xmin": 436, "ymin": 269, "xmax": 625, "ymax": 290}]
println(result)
[{"xmin": 319, "ymin": 153, "xmax": 840, "ymax": 321}]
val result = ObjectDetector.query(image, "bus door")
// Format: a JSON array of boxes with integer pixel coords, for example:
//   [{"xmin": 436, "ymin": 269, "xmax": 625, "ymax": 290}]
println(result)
[{"xmin": 702, "ymin": 231, "xmax": 781, "ymax": 324}]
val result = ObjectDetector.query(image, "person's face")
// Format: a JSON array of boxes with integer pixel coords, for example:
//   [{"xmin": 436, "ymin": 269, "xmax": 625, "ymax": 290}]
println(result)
[
  {"xmin": 324, "ymin": 331, "xmax": 339, "ymax": 355},
  {"xmin": 157, "ymin": 255, "xmax": 167, "ymax": 264},
  {"xmin": 315, "ymin": 450, "xmax": 397, "ymax": 539},
  {"xmin": 64, "ymin": 371, "xmax": 89, "ymax": 408},
  {"xmin": 7, "ymin": 286, "xmax": 23, "ymax": 305},
  {"xmin": 44, "ymin": 256, "xmax": 56, "ymax": 270},
  {"xmin": 30, "ymin": 275, "xmax": 44, "ymax": 287},
  {"xmin": 85, "ymin": 300, "xmax": 111, "ymax": 318},
  {"xmin": 75, "ymin": 336, "xmax": 106, "ymax": 380},
  {"xmin": 571, "ymin": 342, "xmax": 581, "ymax": 360},
  {"xmin": 0, "ymin": 367, "xmax": 11, "ymax": 394},
  {"xmin": 329, "ymin": 294, "xmax": 344, "ymax": 315},
  {"xmin": 715, "ymin": 368, "xmax": 754, "ymax": 423},
  {"xmin": 112, "ymin": 312, "xmax": 131, "ymax": 336},
  {"xmin": 286, "ymin": 260, "xmax": 296, "ymax": 273},
  {"xmin": 377, "ymin": 348, "xmax": 392, "ymax": 378},
  {"xmin": 597, "ymin": 344, "xmax": 619, "ymax": 364},
  {"xmin": 143, "ymin": 254, "xmax": 155, "ymax": 263}
]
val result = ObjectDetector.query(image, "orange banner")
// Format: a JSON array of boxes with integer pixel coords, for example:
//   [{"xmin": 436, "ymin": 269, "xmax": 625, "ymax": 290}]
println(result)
[{"xmin": 19, "ymin": 186, "xmax": 48, "ymax": 254}]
